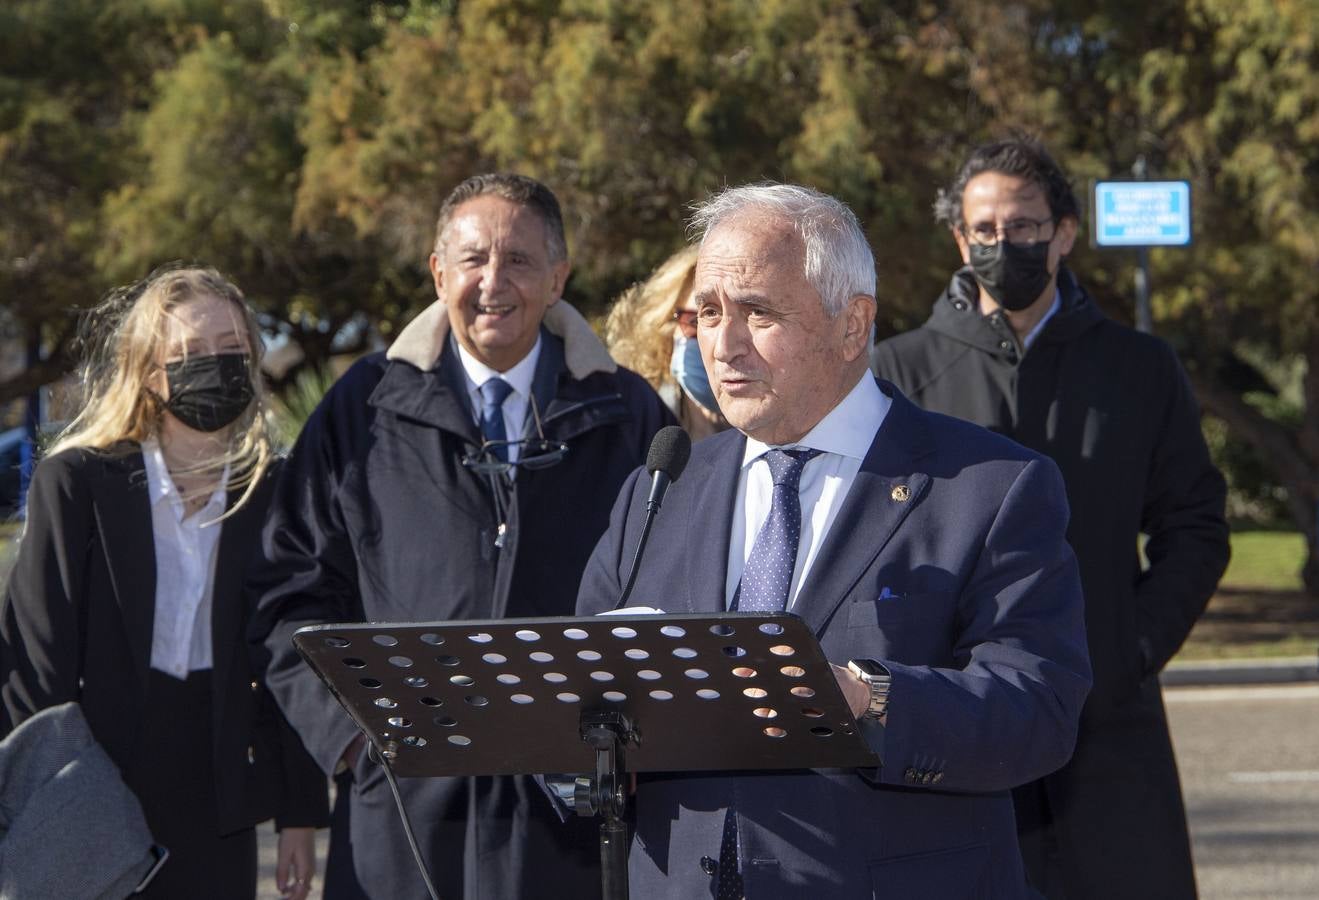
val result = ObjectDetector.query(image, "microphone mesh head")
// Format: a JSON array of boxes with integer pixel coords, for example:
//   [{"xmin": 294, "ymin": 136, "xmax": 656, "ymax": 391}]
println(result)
[{"xmin": 646, "ymin": 425, "xmax": 692, "ymax": 481}]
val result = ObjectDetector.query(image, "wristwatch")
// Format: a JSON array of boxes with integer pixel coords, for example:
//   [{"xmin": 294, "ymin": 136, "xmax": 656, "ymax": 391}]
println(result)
[{"xmin": 846, "ymin": 658, "xmax": 892, "ymax": 722}]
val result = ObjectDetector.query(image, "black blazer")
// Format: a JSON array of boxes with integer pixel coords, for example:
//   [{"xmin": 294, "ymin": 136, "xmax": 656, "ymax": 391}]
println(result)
[{"xmin": 0, "ymin": 445, "xmax": 327, "ymax": 834}]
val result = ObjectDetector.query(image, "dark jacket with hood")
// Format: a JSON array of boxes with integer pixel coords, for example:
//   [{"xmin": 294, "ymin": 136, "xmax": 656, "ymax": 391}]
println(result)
[
  {"xmin": 872, "ymin": 266, "xmax": 1229, "ymax": 900},
  {"xmin": 249, "ymin": 300, "xmax": 674, "ymax": 900}
]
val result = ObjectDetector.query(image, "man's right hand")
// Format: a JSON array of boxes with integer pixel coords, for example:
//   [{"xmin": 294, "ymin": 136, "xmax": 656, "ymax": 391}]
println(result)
[{"xmin": 340, "ymin": 733, "xmax": 366, "ymax": 773}]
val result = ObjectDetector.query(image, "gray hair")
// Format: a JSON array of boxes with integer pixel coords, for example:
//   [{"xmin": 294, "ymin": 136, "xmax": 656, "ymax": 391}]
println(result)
[{"xmin": 689, "ymin": 183, "xmax": 875, "ymax": 316}]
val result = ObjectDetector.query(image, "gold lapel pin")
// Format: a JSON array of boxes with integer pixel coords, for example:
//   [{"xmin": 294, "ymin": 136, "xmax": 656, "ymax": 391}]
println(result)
[{"xmin": 890, "ymin": 484, "xmax": 911, "ymax": 503}]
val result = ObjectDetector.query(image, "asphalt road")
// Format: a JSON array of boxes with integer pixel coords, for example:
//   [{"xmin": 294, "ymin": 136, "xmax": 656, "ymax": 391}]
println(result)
[
  {"xmin": 1166, "ymin": 683, "xmax": 1319, "ymax": 900},
  {"xmin": 257, "ymin": 683, "xmax": 1319, "ymax": 900}
]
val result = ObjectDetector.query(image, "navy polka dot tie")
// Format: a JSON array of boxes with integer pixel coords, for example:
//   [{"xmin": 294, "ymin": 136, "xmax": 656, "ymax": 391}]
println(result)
[
  {"xmin": 717, "ymin": 447, "xmax": 820, "ymax": 898},
  {"xmin": 736, "ymin": 447, "xmax": 821, "ymax": 613},
  {"xmin": 478, "ymin": 377, "xmax": 514, "ymax": 462},
  {"xmin": 715, "ymin": 804, "xmax": 743, "ymax": 898}
]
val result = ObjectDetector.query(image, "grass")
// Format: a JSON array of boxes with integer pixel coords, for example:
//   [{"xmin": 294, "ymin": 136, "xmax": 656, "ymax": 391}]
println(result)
[
  {"xmin": 1218, "ymin": 531, "xmax": 1307, "ymax": 591},
  {"xmin": 1175, "ymin": 529, "xmax": 1318, "ymax": 661}
]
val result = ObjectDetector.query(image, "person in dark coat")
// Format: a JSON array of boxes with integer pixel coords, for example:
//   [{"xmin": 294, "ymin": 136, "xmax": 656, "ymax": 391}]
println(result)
[
  {"xmin": 248, "ymin": 173, "xmax": 675, "ymax": 900},
  {"xmin": 872, "ymin": 138, "xmax": 1230, "ymax": 900},
  {"xmin": 0, "ymin": 267, "xmax": 329, "ymax": 900}
]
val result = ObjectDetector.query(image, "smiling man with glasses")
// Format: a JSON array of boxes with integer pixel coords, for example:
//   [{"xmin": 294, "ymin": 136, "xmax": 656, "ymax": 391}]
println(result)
[
  {"xmin": 250, "ymin": 173, "xmax": 675, "ymax": 900},
  {"xmin": 873, "ymin": 138, "xmax": 1229, "ymax": 900}
]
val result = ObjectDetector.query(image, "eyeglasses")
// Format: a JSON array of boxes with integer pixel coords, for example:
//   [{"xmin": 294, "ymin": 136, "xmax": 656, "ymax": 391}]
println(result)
[
  {"xmin": 672, "ymin": 309, "xmax": 698, "ymax": 338},
  {"xmin": 461, "ymin": 439, "xmax": 570, "ymax": 476},
  {"xmin": 462, "ymin": 394, "xmax": 564, "ymax": 549},
  {"xmin": 961, "ymin": 216, "xmax": 1056, "ymax": 247}
]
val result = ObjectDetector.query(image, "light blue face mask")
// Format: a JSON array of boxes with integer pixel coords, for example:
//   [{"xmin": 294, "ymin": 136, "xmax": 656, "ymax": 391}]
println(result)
[{"xmin": 669, "ymin": 332, "xmax": 719, "ymax": 414}]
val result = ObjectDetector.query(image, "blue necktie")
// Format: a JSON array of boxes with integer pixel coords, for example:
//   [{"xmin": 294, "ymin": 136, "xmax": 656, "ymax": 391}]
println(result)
[
  {"xmin": 717, "ymin": 447, "xmax": 820, "ymax": 897},
  {"xmin": 736, "ymin": 447, "xmax": 822, "ymax": 612},
  {"xmin": 478, "ymin": 377, "xmax": 514, "ymax": 463}
]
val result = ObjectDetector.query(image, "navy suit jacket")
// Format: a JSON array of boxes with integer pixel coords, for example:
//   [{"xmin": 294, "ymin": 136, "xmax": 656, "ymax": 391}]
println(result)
[{"xmin": 576, "ymin": 381, "xmax": 1091, "ymax": 899}]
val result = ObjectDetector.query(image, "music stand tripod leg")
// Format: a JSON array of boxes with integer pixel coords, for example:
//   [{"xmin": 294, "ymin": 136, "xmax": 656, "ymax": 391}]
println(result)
[{"xmin": 573, "ymin": 711, "xmax": 638, "ymax": 900}]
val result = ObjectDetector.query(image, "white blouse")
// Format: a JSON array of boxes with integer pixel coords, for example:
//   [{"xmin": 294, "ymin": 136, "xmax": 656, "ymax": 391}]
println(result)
[{"xmin": 141, "ymin": 441, "xmax": 227, "ymax": 679}]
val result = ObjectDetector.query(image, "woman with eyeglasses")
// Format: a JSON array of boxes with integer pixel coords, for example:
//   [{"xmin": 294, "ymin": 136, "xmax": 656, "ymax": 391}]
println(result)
[
  {"xmin": 605, "ymin": 245, "xmax": 728, "ymax": 440},
  {"xmin": 0, "ymin": 267, "xmax": 328, "ymax": 899}
]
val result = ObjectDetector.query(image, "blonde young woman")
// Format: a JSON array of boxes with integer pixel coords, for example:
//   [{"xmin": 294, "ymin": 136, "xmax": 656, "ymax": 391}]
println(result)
[
  {"xmin": 605, "ymin": 245, "xmax": 728, "ymax": 440},
  {"xmin": 0, "ymin": 268, "xmax": 327, "ymax": 899}
]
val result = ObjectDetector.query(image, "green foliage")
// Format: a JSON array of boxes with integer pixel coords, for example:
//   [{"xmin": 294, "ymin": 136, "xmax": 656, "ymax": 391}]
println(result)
[
  {"xmin": 5, "ymin": 0, "xmax": 1319, "ymax": 585},
  {"xmin": 1204, "ymin": 416, "xmax": 1291, "ymax": 525},
  {"xmin": 269, "ymin": 364, "xmax": 341, "ymax": 450}
]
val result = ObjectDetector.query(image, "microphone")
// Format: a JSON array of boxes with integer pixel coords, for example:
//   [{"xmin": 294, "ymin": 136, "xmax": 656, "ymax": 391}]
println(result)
[
  {"xmin": 644, "ymin": 425, "xmax": 692, "ymax": 514},
  {"xmin": 619, "ymin": 426, "xmax": 691, "ymax": 606}
]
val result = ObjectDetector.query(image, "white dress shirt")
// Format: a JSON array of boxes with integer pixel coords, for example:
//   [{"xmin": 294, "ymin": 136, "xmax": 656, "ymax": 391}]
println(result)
[
  {"xmin": 142, "ymin": 440, "xmax": 227, "ymax": 679},
  {"xmin": 725, "ymin": 374, "xmax": 892, "ymax": 609},
  {"xmin": 456, "ymin": 335, "xmax": 543, "ymax": 468}
]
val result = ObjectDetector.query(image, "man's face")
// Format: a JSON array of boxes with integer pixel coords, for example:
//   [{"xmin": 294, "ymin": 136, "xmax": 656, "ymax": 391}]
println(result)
[
  {"xmin": 429, "ymin": 194, "xmax": 570, "ymax": 372},
  {"xmin": 693, "ymin": 214, "xmax": 874, "ymax": 445},
  {"xmin": 953, "ymin": 172, "xmax": 1077, "ymax": 311}
]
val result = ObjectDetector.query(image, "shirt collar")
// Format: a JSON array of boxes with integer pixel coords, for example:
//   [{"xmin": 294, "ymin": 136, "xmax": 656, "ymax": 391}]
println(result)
[
  {"xmin": 741, "ymin": 373, "xmax": 889, "ymax": 468},
  {"xmin": 1022, "ymin": 288, "xmax": 1062, "ymax": 350},
  {"xmin": 456, "ymin": 334, "xmax": 543, "ymax": 402},
  {"xmin": 141, "ymin": 439, "xmax": 229, "ymax": 525}
]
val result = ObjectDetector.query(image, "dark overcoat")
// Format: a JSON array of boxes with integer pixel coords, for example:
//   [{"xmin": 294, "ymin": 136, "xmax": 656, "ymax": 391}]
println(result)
[
  {"xmin": 248, "ymin": 307, "xmax": 674, "ymax": 900},
  {"xmin": 872, "ymin": 267, "xmax": 1230, "ymax": 899},
  {"xmin": 0, "ymin": 448, "xmax": 328, "ymax": 836},
  {"xmin": 576, "ymin": 382, "xmax": 1092, "ymax": 898}
]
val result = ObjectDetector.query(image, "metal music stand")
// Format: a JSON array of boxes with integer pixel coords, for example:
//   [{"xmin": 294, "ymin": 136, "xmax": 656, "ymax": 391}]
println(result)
[{"xmin": 294, "ymin": 612, "xmax": 880, "ymax": 900}]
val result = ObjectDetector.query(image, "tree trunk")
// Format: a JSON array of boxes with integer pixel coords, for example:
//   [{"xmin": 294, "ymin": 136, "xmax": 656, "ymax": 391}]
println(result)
[{"xmin": 0, "ymin": 328, "xmax": 74, "ymax": 408}]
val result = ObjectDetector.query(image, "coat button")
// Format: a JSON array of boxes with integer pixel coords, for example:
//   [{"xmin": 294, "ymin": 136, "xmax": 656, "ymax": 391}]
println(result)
[
  {"xmin": 998, "ymin": 340, "xmax": 1012, "ymax": 351},
  {"xmin": 700, "ymin": 856, "xmax": 717, "ymax": 875},
  {"xmin": 250, "ymin": 680, "xmax": 259, "ymax": 692},
  {"xmin": 247, "ymin": 745, "xmax": 256, "ymax": 765},
  {"xmin": 953, "ymin": 300, "xmax": 969, "ymax": 311}
]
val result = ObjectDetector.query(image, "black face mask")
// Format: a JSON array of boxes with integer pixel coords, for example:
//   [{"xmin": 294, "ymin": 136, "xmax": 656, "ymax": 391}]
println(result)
[
  {"xmin": 163, "ymin": 353, "xmax": 254, "ymax": 433},
  {"xmin": 967, "ymin": 240, "xmax": 1054, "ymax": 312}
]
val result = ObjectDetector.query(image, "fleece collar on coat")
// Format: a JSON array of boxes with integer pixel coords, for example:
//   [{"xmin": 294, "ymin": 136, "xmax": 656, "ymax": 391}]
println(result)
[{"xmin": 386, "ymin": 299, "xmax": 616, "ymax": 379}]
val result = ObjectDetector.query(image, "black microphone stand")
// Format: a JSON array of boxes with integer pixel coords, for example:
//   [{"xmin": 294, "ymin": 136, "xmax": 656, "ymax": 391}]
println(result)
[{"xmin": 573, "ymin": 710, "xmax": 640, "ymax": 900}]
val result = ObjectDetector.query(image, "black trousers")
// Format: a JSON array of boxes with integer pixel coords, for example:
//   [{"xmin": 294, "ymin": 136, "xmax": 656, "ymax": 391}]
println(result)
[{"xmin": 125, "ymin": 669, "xmax": 257, "ymax": 900}]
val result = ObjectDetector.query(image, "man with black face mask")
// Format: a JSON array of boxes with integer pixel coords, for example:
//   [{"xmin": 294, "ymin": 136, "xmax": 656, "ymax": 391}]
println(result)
[{"xmin": 872, "ymin": 138, "xmax": 1229, "ymax": 900}]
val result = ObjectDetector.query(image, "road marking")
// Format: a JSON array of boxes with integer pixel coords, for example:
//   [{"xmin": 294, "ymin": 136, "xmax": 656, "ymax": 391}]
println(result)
[
  {"xmin": 1163, "ymin": 684, "xmax": 1319, "ymax": 702},
  {"xmin": 1228, "ymin": 770, "xmax": 1319, "ymax": 784}
]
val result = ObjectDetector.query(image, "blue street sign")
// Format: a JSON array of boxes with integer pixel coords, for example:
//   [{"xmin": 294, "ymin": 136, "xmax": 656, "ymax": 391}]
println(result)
[{"xmin": 1093, "ymin": 180, "xmax": 1192, "ymax": 247}]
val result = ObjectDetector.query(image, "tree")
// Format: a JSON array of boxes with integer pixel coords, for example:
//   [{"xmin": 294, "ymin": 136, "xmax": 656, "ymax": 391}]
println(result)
[
  {"xmin": 0, "ymin": 0, "xmax": 176, "ymax": 405},
  {"xmin": 6, "ymin": 0, "xmax": 1318, "ymax": 592},
  {"xmin": 290, "ymin": 0, "xmax": 965, "ymax": 316}
]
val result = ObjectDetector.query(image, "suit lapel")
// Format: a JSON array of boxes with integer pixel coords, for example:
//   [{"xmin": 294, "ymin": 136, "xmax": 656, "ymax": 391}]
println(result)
[
  {"xmin": 209, "ymin": 480, "xmax": 260, "ymax": 713},
  {"xmin": 91, "ymin": 450, "xmax": 156, "ymax": 693},
  {"xmin": 684, "ymin": 433, "xmax": 745, "ymax": 614},
  {"xmin": 796, "ymin": 387, "xmax": 935, "ymax": 635}
]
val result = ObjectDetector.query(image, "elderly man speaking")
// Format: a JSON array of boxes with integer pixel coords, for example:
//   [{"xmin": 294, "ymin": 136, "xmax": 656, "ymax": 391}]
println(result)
[{"xmin": 576, "ymin": 184, "xmax": 1092, "ymax": 898}]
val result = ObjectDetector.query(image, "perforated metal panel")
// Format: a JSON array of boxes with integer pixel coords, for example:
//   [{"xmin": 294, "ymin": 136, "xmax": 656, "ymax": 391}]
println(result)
[{"xmin": 294, "ymin": 613, "xmax": 880, "ymax": 778}]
